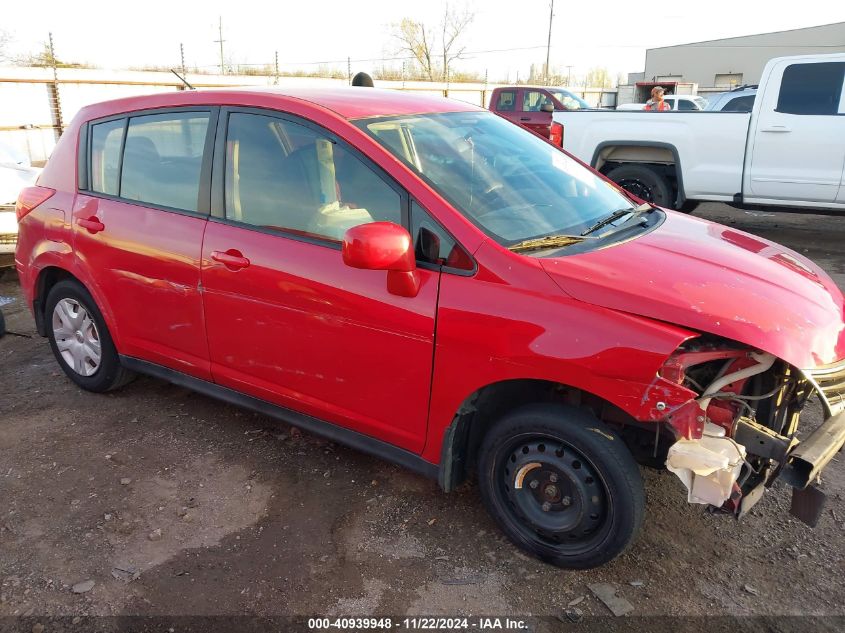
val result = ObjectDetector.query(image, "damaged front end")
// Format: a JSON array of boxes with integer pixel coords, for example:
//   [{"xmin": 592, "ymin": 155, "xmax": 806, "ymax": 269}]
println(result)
[{"xmin": 656, "ymin": 336, "xmax": 845, "ymax": 526}]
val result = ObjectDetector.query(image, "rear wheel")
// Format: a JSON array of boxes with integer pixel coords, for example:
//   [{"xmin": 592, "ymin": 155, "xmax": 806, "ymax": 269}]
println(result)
[
  {"xmin": 478, "ymin": 404, "xmax": 644, "ymax": 569},
  {"xmin": 45, "ymin": 280, "xmax": 134, "ymax": 392},
  {"xmin": 606, "ymin": 164, "xmax": 673, "ymax": 208}
]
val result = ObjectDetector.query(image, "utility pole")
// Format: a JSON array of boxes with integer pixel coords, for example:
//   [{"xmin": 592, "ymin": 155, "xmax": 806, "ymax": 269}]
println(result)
[
  {"xmin": 347, "ymin": 57, "xmax": 352, "ymax": 85},
  {"xmin": 47, "ymin": 32, "xmax": 63, "ymax": 139},
  {"xmin": 180, "ymin": 43, "xmax": 186, "ymax": 76},
  {"xmin": 566, "ymin": 65, "xmax": 573, "ymax": 87},
  {"xmin": 214, "ymin": 16, "xmax": 225, "ymax": 74},
  {"xmin": 274, "ymin": 50, "xmax": 279, "ymax": 85},
  {"xmin": 544, "ymin": 0, "xmax": 554, "ymax": 85}
]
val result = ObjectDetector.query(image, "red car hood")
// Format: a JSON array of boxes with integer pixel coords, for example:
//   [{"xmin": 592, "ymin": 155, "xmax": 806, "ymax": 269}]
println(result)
[{"xmin": 541, "ymin": 212, "xmax": 845, "ymax": 369}]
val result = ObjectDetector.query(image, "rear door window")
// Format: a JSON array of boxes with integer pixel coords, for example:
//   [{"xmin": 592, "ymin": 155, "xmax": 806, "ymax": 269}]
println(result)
[
  {"xmin": 119, "ymin": 112, "xmax": 210, "ymax": 212},
  {"xmin": 495, "ymin": 90, "xmax": 516, "ymax": 112},
  {"xmin": 90, "ymin": 119, "xmax": 124, "ymax": 195},
  {"xmin": 677, "ymin": 99, "xmax": 696, "ymax": 111},
  {"xmin": 777, "ymin": 62, "xmax": 845, "ymax": 115}
]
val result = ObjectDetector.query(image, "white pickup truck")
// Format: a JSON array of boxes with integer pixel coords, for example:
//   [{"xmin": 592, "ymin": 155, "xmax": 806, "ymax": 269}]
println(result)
[{"xmin": 554, "ymin": 53, "xmax": 845, "ymax": 212}]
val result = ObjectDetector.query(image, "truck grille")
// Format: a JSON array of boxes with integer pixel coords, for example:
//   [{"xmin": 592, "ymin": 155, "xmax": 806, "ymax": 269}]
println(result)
[
  {"xmin": 0, "ymin": 234, "xmax": 17, "ymax": 245},
  {"xmin": 805, "ymin": 359, "xmax": 845, "ymax": 415}
]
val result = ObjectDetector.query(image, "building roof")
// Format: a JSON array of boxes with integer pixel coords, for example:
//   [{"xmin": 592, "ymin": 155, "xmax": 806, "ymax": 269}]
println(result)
[{"xmin": 647, "ymin": 21, "xmax": 845, "ymax": 52}]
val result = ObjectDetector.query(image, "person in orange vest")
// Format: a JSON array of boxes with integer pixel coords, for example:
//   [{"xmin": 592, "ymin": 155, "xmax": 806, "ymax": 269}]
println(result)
[{"xmin": 644, "ymin": 86, "xmax": 672, "ymax": 111}]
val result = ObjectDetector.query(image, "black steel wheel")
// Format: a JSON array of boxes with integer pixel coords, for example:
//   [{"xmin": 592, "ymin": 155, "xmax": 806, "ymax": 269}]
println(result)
[
  {"xmin": 478, "ymin": 404, "xmax": 644, "ymax": 569},
  {"xmin": 606, "ymin": 164, "xmax": 672, "ymax": 208}
]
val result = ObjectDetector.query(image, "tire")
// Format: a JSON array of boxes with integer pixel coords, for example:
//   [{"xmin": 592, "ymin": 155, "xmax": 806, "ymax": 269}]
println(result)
[
  {"xmin": 606, "ymin": 164, "xmax": 673, "ymax": 208},
  {"xmin": 677, "ymin": 199, "xmax": 700, "ymax": 214},
  {"xmin": 478, "ymin": 404, "xmax": 645, "ymax": 569},
  {"xmin": 45, "ymin": 279, "xmax": 135, "ymax": 392}
]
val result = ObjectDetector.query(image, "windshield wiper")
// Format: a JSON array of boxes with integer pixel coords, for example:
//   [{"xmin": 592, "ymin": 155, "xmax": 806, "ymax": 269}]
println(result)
[
  {"xmin": 508, "ymin": 234, "xmax": 586, "ymax": 253},
  {"xmin": 580, "ymin": 203, "xmax": 654, "ymax": 236}
]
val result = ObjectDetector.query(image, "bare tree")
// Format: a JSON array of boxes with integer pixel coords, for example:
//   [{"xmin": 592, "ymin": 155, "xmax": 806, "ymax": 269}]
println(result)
[
  {"xmin": 392, "ymin": 18, "xmax": 437, "ymax": 81},
  {"xmin": 584, "ymin": 67, "xmax": 612, "ymax": 89},
  {"xmin": 440, "ymin": 3, "xmax": 474, "ymax": 83},
  {"xmin": 0, "ymin": 29, "xmax": 12, "ymax": 63},
  {"xmin": 392, "ymin": 3, "xmax": 475, "ymax": 83}
]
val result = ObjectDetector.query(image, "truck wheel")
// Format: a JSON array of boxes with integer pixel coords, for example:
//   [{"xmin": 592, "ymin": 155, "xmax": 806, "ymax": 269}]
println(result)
[
  {"xmin": 478, "ymin": 404, "xmax": 645, "ymax": 569},
  {"xmin": 678, "ymin": 200, "xmax": 699, "ymax": 214},
  {"xmin": 45, "ymin": 279, "xmax": 135, "ymax": 392},
  {"xmin": 606, "ymin": 164, "xmax": 672, "ymax": 208}
]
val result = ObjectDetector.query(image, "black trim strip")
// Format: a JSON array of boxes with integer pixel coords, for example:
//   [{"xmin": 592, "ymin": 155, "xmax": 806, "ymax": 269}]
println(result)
[
  {"xmin": 119, "ymin": 355, "xmax": 440, "ymax": 481},
  {"xmin": 115, "ymin": 118, "xmax": 129, "ymax": 197}
]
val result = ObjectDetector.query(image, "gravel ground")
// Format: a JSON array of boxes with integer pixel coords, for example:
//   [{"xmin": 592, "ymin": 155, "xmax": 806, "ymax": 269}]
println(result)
[{"xmin": 0, "ymin": 203, "xmax": 843, "ymax": 627}]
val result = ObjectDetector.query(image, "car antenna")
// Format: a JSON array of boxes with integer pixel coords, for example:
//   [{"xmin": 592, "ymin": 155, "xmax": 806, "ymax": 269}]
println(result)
[{"xmin": 170, "ymin": 69, "xmax": 195, "ymax": 90}]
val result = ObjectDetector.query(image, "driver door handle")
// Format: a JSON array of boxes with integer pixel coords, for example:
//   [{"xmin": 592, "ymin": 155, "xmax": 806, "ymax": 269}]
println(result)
[
  {"xmin": 761, "ymin": 125, "xmax": 791, "ymax": 133},
  {"xmin": 520, "ymin": 117, "xmax": 531, "ymax": 121}
]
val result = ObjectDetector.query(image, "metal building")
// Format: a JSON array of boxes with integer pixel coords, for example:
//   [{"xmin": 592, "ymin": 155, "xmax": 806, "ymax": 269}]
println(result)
[{"xmin": 644, "ymin": 22, "xmax": 845, "ymax": 89}]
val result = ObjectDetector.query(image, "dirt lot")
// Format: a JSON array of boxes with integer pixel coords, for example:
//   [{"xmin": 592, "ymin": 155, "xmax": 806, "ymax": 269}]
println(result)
[{"xmin": 1, "ymin": 203, "xmax": 844, "ymax": 627}]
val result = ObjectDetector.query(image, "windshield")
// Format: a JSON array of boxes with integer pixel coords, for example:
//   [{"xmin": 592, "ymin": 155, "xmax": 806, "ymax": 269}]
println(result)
[
  {"xmin": 356, "ymin": 111, "xmax": 638, "ymax": 244},
  {"xmin": 548, "ymin": 89, "xmax": 590, "ymax": 110}
]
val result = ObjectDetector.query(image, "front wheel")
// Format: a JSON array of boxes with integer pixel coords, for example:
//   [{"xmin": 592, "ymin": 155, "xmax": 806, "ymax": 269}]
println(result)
[
  {"xmin": 478, "ymin": 404, "xmax": 645, "ymax": 569},
  {"xmin": 606, "ymin": 164, "xmax": 673, "ymax": 208}
]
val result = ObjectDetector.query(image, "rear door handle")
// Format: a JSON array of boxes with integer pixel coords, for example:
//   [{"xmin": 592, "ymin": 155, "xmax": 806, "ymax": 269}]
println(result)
[
  {"xmin": 77, "ymin": 217, "xmax": 105, "ymax": 233},
  {"xmin": 761, "ymin": 125, "xmax": 791, "ymax": 133},
  {"xmin": 211, "ymin": 249, "xmax": 250, "ymax": 270},
  {"xmin": 519, "ymin": 117, "xmax": 531, "ymax": 121}
]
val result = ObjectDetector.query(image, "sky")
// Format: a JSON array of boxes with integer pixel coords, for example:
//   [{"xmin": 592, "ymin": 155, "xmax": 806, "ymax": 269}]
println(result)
[{"xmin": 2, "ymin": 0, "xmax": 843, "ymax": 82}]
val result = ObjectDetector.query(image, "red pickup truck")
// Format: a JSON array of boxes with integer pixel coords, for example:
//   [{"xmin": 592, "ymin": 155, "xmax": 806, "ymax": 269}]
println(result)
[{"xmin": 488, "ymin": 86, "xmax": 590, "ymax": 146}]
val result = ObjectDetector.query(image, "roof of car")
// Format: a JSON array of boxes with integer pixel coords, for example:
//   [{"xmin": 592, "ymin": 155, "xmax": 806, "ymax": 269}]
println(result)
[{"xmin": 78, "ymin": 87, "xmax": 480, "ymax": 121}]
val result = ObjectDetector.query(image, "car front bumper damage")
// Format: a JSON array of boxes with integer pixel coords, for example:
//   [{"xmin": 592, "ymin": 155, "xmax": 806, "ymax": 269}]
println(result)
[{"xmin": 664, "ymin": 353, "xmax": 845, "ymax": 526}]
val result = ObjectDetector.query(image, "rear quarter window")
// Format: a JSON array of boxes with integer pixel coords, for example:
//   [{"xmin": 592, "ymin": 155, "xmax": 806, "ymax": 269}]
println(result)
[{"xmin": 90, "ymin": 119, "xmax": 124, "ymax": 195}]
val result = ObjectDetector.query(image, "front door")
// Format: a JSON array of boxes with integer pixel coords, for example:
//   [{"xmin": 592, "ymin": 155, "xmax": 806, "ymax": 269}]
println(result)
[
  {"xmin": 748, "ymin": 60, "xmax": 845, "ymax": 203},
  {"xmin": 73, "ymin": 109, "xmax": 216, "ymax": 379},
  {"xmin": 200, "ymin": 109, "xmax": 439, "ymax": 452}
]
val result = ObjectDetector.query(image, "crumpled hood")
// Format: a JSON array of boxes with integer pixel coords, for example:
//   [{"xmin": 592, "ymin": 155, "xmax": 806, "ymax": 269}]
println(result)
[{"xmin": 541, "ymin": 211, "xmax": 845, "ymax": 369}]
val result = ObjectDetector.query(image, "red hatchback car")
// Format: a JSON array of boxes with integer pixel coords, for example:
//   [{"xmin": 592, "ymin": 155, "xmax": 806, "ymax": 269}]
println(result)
[{"xmin": 14, "ymin": 88, "xmax": 845, "ymax": 569}]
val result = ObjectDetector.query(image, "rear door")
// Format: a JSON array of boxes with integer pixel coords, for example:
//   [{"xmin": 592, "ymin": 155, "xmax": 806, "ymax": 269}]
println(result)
[
  {"xmin": 747, "ymin": 60, "xmax": 845, "ymax": 203},
  {"xmin": 73, "ymin": 108, "xmax": 217, "ymax": 379},
  {"xmin": 200, "ymin": 108, "xmax": 440, "ymax": 452}
]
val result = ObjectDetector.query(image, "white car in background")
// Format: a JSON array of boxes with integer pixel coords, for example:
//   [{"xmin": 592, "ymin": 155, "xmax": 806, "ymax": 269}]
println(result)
[
  {"xmin": 617, "ymin": 95, "xmax": 708, "ymax": 111},
  {"xmin": 0, "ymin": 143, "xmax": 41, "ymax": 269}
]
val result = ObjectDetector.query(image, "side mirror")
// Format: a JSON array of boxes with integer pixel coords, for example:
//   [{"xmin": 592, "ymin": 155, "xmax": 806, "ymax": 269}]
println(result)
[
  {"xmin": 342, "ymin": 222, "xmax": 420, "ymax": 298},
  {"xmin": 540, "ymin": 102, "xmax": 555, "ymax": 113}
]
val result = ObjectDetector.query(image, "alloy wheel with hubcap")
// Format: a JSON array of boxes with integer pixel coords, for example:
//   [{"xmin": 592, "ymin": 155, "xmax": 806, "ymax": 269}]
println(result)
[
  {"xmin": 52, "ymin": 298, "xmax": 102, "ymax": 376},
  {"xmin": 45, "ymin": 279, "xmax": 134, "ymax": 392}
]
